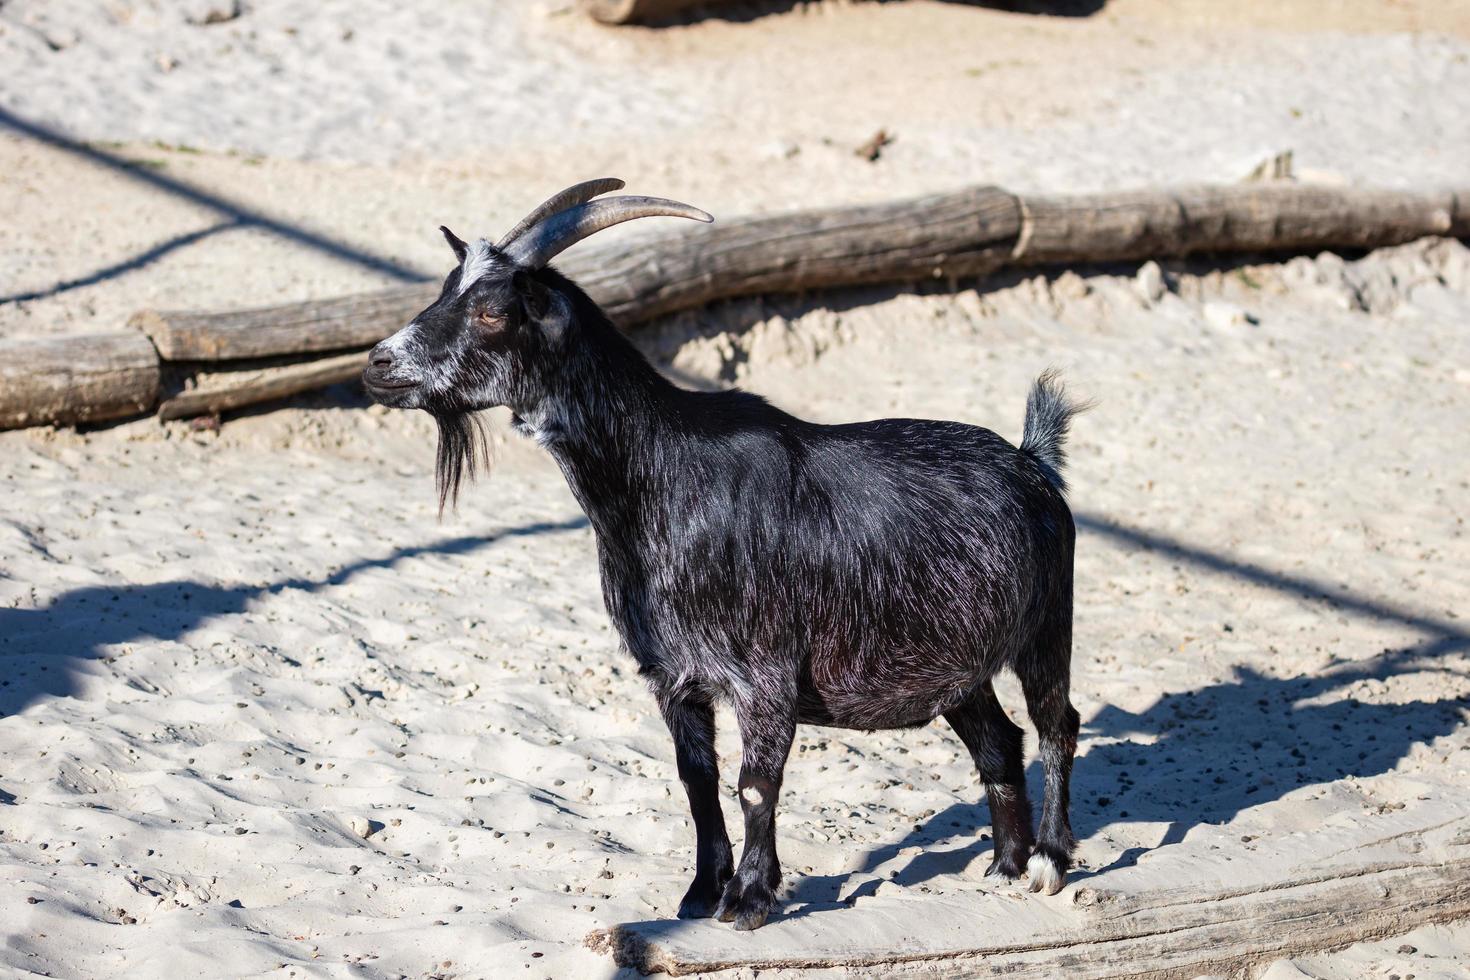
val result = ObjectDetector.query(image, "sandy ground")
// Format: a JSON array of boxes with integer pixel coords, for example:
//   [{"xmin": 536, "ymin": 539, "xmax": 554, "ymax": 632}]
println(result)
[
  {"xmin": 6, "ymin": 0, "xmax": 1470, "ymax": 334},
  {"xmin": 2, "ymin": 2, "xmax": 1470, "ymax": 978}
]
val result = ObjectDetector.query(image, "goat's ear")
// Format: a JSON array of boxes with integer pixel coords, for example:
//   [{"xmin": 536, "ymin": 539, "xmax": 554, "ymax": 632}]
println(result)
[
  {"xmin": 440, "ymin": 225, "xmax": 469, "ymax": 264},
  {"xmin": 514, "ymin": 272, "xmax": 570, "ymax": 343}
]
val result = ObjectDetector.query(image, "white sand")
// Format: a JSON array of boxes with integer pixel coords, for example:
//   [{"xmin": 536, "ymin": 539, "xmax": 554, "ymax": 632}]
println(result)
[
  {"xmin": 6, "ymin": 0, "xmax": 1470, "ymax": 337},
  {"xmin": 2, "ymin": 2, "xmax": 1469, "ymax": 978}
]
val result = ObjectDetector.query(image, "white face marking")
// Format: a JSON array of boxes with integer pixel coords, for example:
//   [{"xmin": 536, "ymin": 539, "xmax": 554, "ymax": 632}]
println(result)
[
  {"xmin": 378, "ymin": 323, "xmax": 418, "ymax": 360},
  {"xmin": 741, "ymin": 786, "xmax": 765, "ymax": 806},
  {"xmin": 456, "ymin": 239, "xmax": 496, "ymax": 297}
]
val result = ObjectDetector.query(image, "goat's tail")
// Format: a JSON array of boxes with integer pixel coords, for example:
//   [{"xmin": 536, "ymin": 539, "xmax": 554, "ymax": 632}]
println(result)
[{"xmin": 1019, "ymin": 369, "xmax": 1089, "ymax": 494}]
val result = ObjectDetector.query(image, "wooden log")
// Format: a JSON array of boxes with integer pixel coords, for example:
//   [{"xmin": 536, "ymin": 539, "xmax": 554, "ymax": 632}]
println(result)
[
  {"xmin": 0, "ymin": 332, "xmax": 160, "ymax": 430},
  {"xmin": 1014, "ymin": 185, "xmax": 1461, "ymax": 265},
  {"xmin": 129, "ymin": 185, "xmax": 1022, "ymax": 361},
  {"xmin": 128, "ymin": 184, "xmax": 1470, "ymax": 367},
  {"xmin": 131, "ymin": 287, "xmax": 437, "ymax": 363},
  {"xmin": 580, "ymin": 0, "xmax": 721, "ymax": 24},
  {"xmin": 155, "ymin": 350, "xmax": 367, "ymax": 421},
  {"xmin": 1455, "ymin": 188, "xmax": 1470, "ymax": 236},
  {"xmin": 17, "ymin": 181, "xmax": 1470, "ymax": 428},
  {"xmin": 564, "ymin": 184, "xmax": 1022, "ymax": 325}
]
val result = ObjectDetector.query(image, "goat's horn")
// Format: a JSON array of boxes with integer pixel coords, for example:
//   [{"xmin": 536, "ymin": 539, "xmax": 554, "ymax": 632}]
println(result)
[
  {"xmin": 503, "ymin": 195, "xmax": 713, "ymax": 269},
  {"xmin": 496, "ymin": 177, "xmax": 626, "ymax": 249}
]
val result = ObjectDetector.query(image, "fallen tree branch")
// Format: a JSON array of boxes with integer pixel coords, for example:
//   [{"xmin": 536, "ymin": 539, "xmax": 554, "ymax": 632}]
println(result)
[
  {"xmin": 3, "ymin": 182, "xmax": 1467, "ymax": 429},
  {"xmin": 155, "ymin": 350, "xmax": 369, "ymax": 421},
  {"xmin": 131, "ymin": 185, "xmax": 1022, "ymax": 361},
  {"xmin": 129, "ymin": 183, "xmax": 1466, "ymax": 366},
  {"xmin": 1013, "ymin": 185, "xmax": 1464, "ymax": 264},
  {"xmin": 0, "ymin": 332, "xmax": 159, "ymax": 430},
  {"xmin": 131, "ymin": 291, "xmax": 435, "ymax": 363}
]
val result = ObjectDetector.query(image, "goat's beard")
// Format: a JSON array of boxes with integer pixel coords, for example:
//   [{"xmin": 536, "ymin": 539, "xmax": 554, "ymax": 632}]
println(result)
[{"xmin": 431, "ymin": 409, "xmax": 490, "ymax": 514}]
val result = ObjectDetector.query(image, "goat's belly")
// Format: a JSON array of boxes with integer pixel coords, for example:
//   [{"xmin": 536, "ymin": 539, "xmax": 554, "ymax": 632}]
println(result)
[{"xmin": 795, "ymin": 663, "xmax": 984, "ymax": 730}]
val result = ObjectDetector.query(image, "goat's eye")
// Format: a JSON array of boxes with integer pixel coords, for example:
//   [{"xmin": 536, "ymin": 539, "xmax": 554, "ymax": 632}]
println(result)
[{"xmin": 475, "ymin": 310, "xmax": 506, "ymax": 331}]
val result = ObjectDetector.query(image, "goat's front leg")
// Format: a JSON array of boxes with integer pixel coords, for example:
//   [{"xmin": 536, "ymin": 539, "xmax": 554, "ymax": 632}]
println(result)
[
  {"xmin": 657, "ymin": 690, "xmax": 733, "ymax": 918},
  {"xmin": 715, "ymin": 698, "xmax": 795, "ymax": 930}
]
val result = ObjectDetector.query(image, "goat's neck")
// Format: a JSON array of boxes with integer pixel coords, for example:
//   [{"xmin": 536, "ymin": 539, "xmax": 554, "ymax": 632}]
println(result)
[{"xmin": 523, "ymin": 322, "xmax": 677, "ymax": 538}]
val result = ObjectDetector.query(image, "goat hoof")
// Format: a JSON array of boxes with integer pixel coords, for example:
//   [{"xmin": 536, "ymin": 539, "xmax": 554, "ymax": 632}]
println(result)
[
  {"xmin": 1026, "ymin": 849, "xmax": 1068, "ymax": 896},
  {"xmin": 985, "ymin": 849, "xmax": 1028, "ymax": 881},
  {"xmin": 677, "ymin": 878, "xmax": 726, "ymax": 919},
  {"xmin": 677, "ymin": 893, "xmax": 716, "ymax": 919},
  {"xmin": 714, "ymin": 876, "xmax": 743, "ymax": 923},
  {"xmin": 715, "ymin": 875, "xmax": 775, "ymax": 930},
  {"xmin": 732, "ymin": 903, "xmax": 771, "ymax": 931}
]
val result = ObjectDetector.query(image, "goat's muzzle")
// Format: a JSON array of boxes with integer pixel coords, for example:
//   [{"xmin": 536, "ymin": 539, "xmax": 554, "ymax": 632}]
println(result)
[{"xmin": 363, "ymin": 343, "xmax": 422, "ymax": 406}]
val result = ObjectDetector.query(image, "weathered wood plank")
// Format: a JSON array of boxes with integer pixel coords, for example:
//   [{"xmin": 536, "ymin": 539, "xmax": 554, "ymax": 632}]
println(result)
[
  {"xmin": 155, "ymin": 350, "xmax": 367, "ymax": 421},
  {"xmin": 0, "ymin": 332, "xmax": 160, "ymax": 430},
  {"xmin": 586, "ymin": 812, "xmax": 1470, "ymax": 978},
  {"xmin": 591, "ymin": 860, "xmax": 1470, "ymax": 978}
]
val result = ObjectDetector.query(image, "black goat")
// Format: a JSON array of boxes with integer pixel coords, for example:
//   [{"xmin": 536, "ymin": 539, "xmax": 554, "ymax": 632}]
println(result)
[{"xmin": 364, "ymin": 179, "xmax": 1085, "ymax": 931}]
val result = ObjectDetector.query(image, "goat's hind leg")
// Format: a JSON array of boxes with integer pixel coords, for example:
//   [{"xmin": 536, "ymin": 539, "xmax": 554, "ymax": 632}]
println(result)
[
  {"xmin": 1016, "ymin": 620, "xmax": 1080, "ymax": 896},
  {"xmin": 945, "ymin": 680, "xmax": 1034, "ymax": 879},
  {"xmin": 657, "ymin": 690, "xmax": 734, "ymax": 918}
]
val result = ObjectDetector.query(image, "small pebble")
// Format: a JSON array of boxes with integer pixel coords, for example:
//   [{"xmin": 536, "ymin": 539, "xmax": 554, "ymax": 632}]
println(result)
[
  {"xmin": 757, "ymin": 140, "xmax": 800, "ymax": 161},
  {"xmin": 1136, "ymin": 261, "xmax": 1166, "ymax": 304},
  {"xmin": 1202, "ymin": 300, "xmax": 1258, "ymax": 330}
]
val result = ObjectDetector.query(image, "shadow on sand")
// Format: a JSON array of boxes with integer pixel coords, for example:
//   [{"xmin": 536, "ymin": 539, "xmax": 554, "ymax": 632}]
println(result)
[
  {"xmin": 612, "ymin": 513, "xmax": 1470, "ymax": 939},
  {"xmin": 0, "ymin": 106, "xmax": 428, "ymax": 306},
  {"xmin": 0, "ymin": 516, "xmax": 590, "ymax": 718}
]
